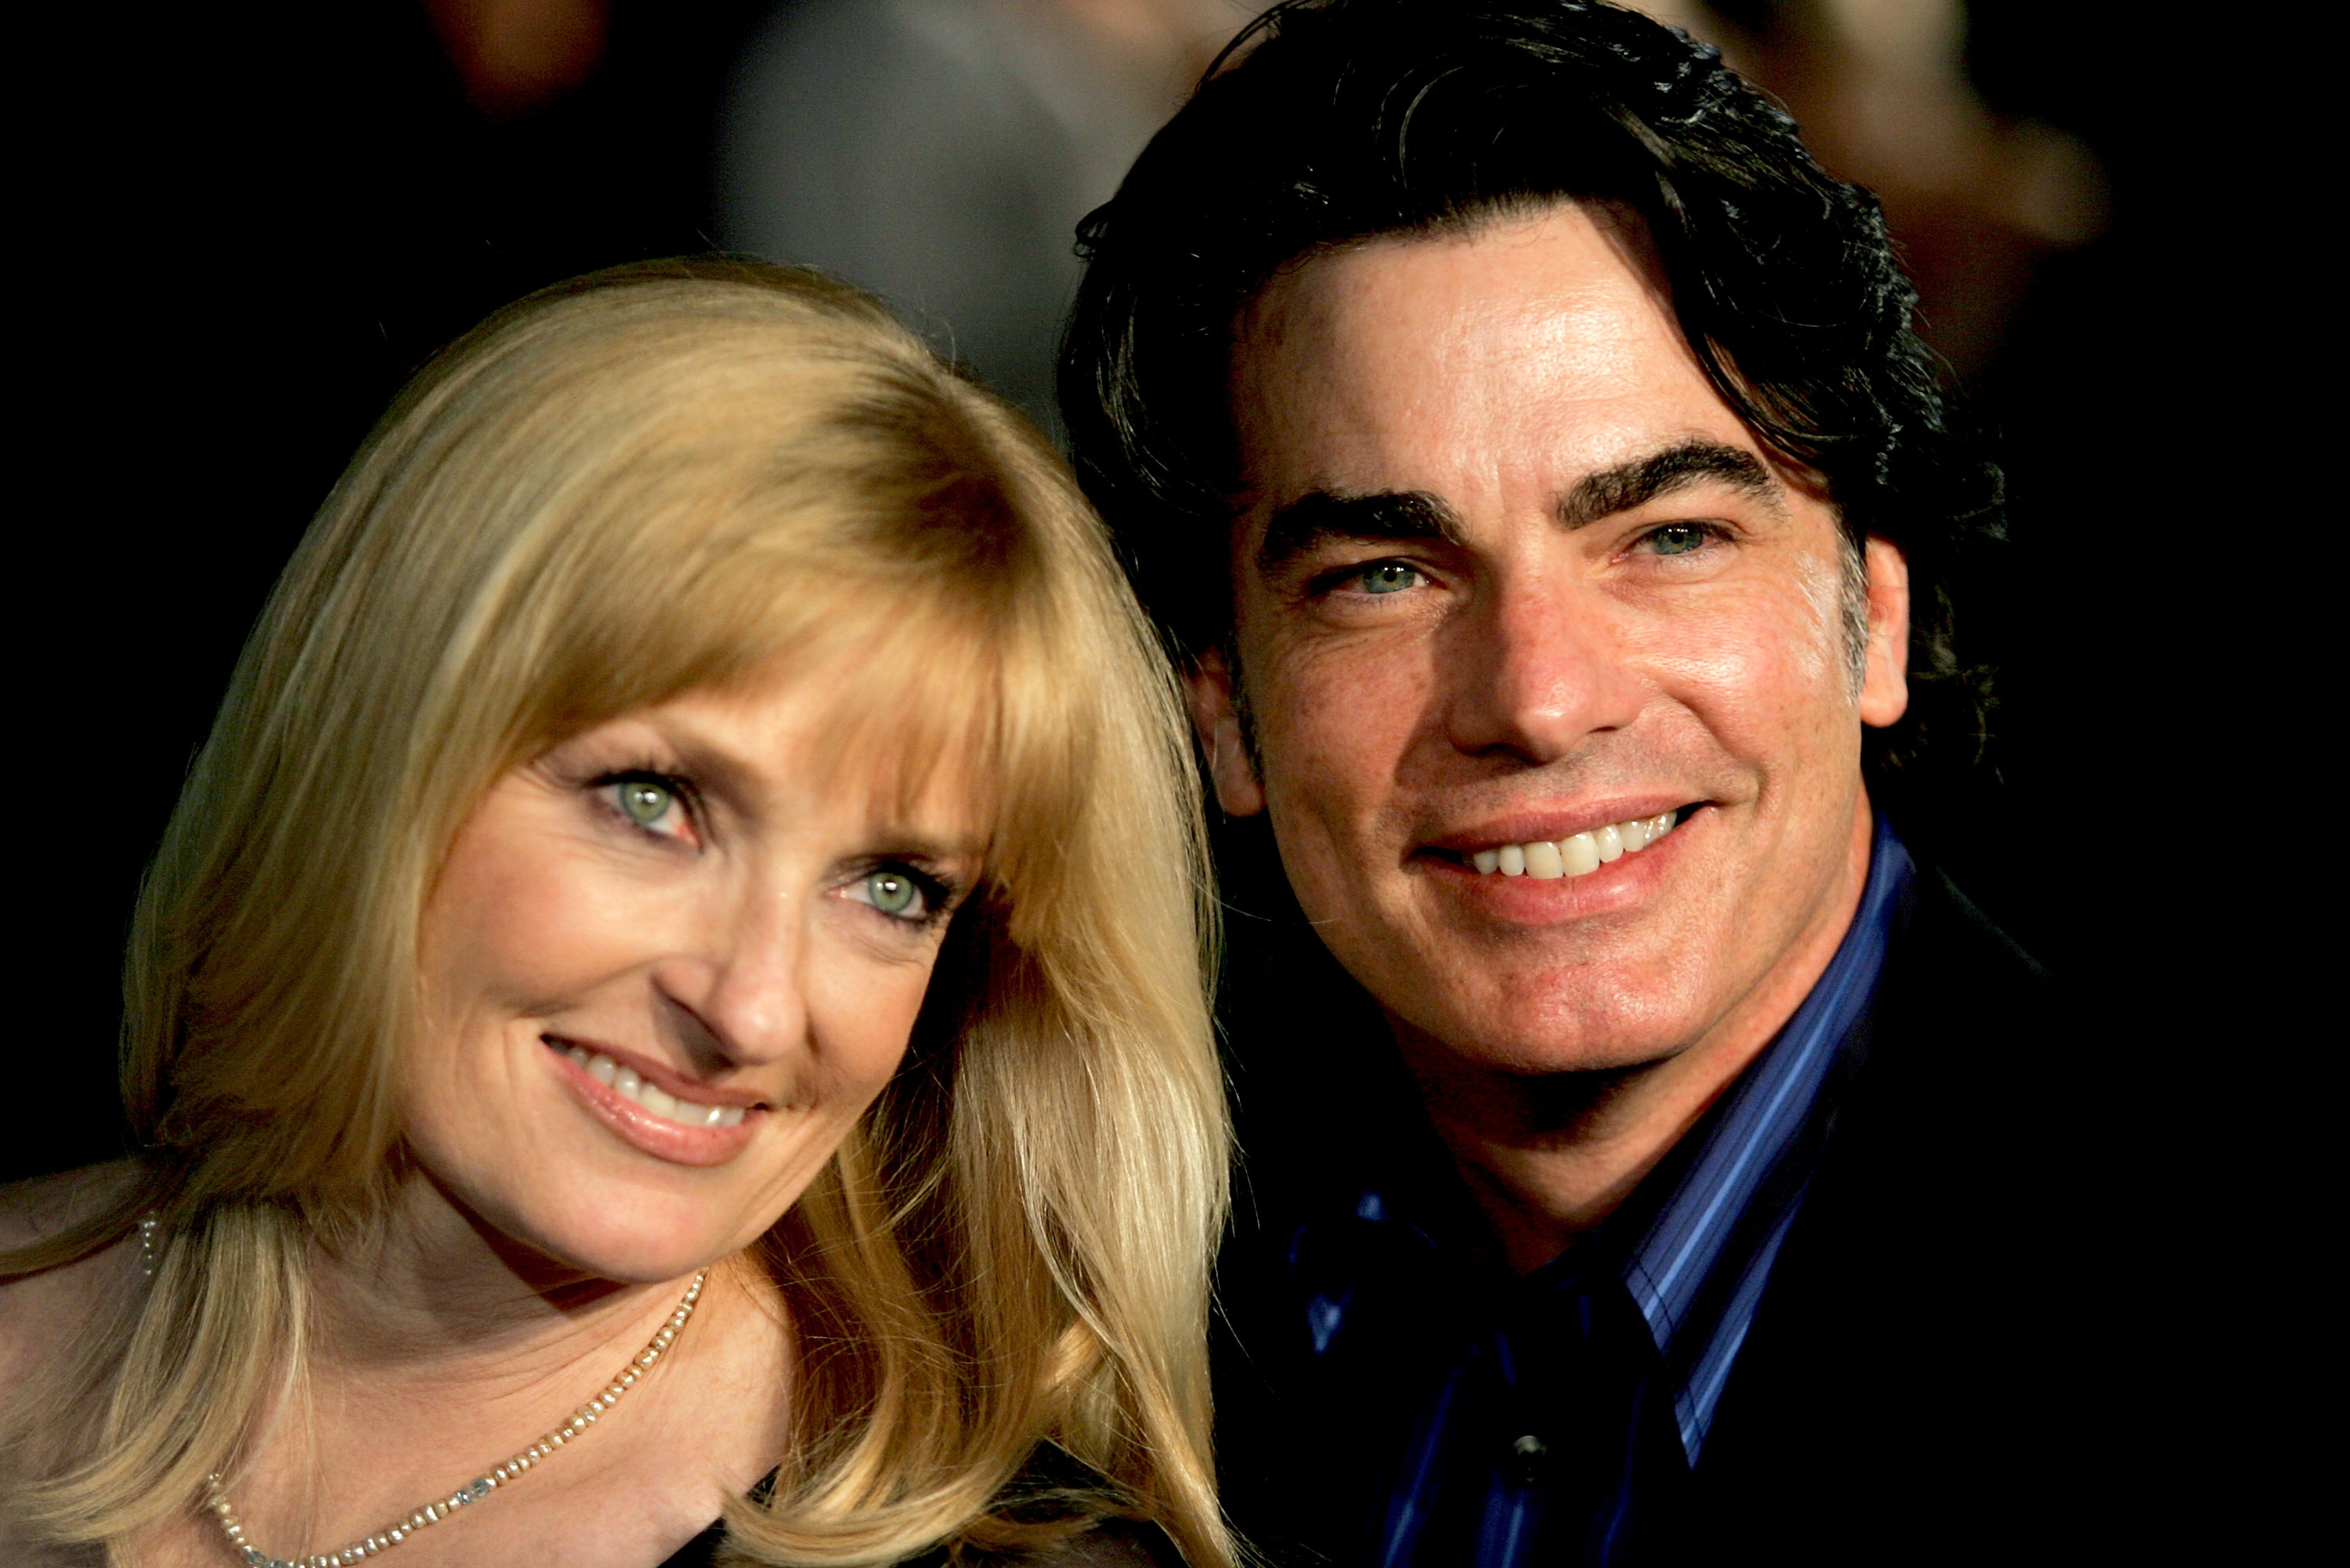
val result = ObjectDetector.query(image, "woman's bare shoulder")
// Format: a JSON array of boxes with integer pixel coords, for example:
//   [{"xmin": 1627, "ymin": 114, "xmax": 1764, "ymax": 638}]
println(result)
[
  {"xmin": 1018, "ymin": 1520, "xmax": 1184, "ymax": 1568},
  {"xmin": 0, "ymin": 1159, "xmax": 141, "ymax": 1241},
  {"xmin": 1048, "ymin": 1524, "xmax": 1178, "ymax": 1567},
  {"xmin": 0, "ymin": 1161, "xmax": 144, "ymax": 1373}
]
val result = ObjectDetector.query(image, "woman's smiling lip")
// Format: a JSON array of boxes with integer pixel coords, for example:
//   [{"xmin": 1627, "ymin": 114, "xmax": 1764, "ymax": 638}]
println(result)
[
  {"xmin": 542, "ymin": 1036, "xmax": 765, "ymax": 1168},
  {"xmin": 544, "ymin": 1034, "xmax": 768, "ymax": 1107}
]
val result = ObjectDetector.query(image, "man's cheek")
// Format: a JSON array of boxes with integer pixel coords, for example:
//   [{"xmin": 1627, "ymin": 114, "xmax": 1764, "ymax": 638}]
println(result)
[
  {"xmin": 1654, "ymin": 599, "xmax": 1846, "ymax": 756},
  {"xmin": 1264, "ymin": 638, "xmax": 1422, "ymax": 779}
]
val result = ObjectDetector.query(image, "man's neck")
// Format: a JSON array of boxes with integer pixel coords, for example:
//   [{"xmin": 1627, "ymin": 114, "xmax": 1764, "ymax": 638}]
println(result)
[{"xmin": 1405, "ymin": 803, "xmax": 1877, "ymax": 1275}]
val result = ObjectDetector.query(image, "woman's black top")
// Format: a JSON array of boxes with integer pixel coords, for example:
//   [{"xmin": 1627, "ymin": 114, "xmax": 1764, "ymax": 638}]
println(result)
[
  {"xmin": 655, "ymin": 1516, "xmax": 1176, "ymax": 1566},
  {"xmin": 656, "ymin": 1518, "xmax": 727, "ymax": 1568},
  {"xmin": 651, "ymin": 1453, "xmax": 1180, "ymax": 1566}
]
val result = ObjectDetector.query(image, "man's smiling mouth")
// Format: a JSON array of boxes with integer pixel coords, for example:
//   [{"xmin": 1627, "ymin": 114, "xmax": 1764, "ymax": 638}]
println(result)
[{"xmin": 1452, "ymin": 807, "xmax": 1687, "ymax": 879}]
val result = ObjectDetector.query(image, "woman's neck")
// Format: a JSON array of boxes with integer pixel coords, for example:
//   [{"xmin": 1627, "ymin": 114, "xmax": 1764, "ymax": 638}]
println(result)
[
  {"xmin": 306, "ymin": 1173, "xmax": 695, "ymax": 1398},
  {"xmin": 284, "ymin": 1169, "xmax": 772, "ymax": 1497},
  {"xmin": 132, "ymin": 1176, "xmax": 790, "ymax": 1566}
]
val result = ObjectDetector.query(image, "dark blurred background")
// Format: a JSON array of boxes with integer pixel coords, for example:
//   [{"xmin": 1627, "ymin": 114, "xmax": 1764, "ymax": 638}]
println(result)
[{"xmin": 12, "ymin": 0, "xmax": 2240, "ymax": 1182}]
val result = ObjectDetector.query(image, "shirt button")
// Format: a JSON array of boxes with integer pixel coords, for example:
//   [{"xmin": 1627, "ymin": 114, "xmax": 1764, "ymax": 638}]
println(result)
[{"xmin": 1506, "ymin": 1433, "xmax": 1550, "ymax": 1486}]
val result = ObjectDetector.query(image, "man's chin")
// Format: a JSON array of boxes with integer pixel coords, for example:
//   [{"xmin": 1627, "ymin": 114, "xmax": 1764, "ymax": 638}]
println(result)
[{"xmin": 1382, "ymin": 987, "xmax": 1714, "ymax": 1083}]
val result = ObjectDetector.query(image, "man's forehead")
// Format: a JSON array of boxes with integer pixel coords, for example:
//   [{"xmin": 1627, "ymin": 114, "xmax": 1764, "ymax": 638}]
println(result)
[
  {"xmin": 1245, "ymin": 199, "xmax": 1662, "ymax": 330},
  {"xmin": 1227, "ymin": 202, "xmax": 1755, "ymax": 515}
]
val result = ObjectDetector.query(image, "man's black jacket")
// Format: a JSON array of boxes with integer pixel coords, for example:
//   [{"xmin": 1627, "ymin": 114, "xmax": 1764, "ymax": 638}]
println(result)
[{"xmin": 1208, "ymin": 857, "xmax": 2124, "ymax": 1565}]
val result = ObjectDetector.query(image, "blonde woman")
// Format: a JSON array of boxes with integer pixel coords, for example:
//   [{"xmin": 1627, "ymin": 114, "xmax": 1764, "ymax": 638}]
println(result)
[{"xmin": 0, "ymin": 261, "xmax": 1231, "ymax": 1568}]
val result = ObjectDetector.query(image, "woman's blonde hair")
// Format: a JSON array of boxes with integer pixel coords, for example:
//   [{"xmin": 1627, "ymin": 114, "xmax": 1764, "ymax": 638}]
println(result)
[{"xmin": 2, "ymin": 260, "xmax": 1231, "ymax": 1566}]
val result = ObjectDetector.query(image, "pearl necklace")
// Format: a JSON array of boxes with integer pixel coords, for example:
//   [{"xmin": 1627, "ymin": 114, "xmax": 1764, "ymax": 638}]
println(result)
[{"xmin": 137, "ymin": 1222, "xmax": 709, "ymax": 1568}]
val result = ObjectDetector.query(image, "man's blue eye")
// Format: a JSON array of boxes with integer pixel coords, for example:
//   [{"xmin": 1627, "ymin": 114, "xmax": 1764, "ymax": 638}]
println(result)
[
  {"xmin": 1647, "ymin": 524, "xmax": 1709, "ymax": 556},
  {"xmin": 1358, "ymin": 562, "xmax": 1420, "ymax": 594},
  {"xmin": 617, "ymin": 780, "xmax": 676, "ymax": 826}
]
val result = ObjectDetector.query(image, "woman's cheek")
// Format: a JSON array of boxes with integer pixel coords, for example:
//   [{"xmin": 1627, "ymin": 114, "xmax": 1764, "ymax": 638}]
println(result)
[{"xmin": 805, "ymin": 936, "xmax": 938, "ymax": 1104}]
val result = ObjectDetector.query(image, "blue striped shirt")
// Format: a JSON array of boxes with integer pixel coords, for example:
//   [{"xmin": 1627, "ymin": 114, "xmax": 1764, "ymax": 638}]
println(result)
[{"xmin": 1285, "ymin": 815, "xmax": 1914, "ymax": 1566}]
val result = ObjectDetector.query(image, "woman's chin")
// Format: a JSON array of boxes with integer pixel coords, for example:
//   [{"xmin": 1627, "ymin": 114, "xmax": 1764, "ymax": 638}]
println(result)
[
  {"xmin": 508, "ymin": 1221, "xmax": 741, "ymax": 1289},
  {"xmin": 569, "ymin": 1247, "xmax": 726, "ymax": 1288},
  {"xmin": 407, "ymin": 1116, "xmax": 810, "ymax": 1288},
  {"xmin": 533, "ymin": 1196, "xmax": 777, "ymax": 1284},
  {"xmin": 436, "ymin": 1176, "xmax": 772, "ymax": 1290}
]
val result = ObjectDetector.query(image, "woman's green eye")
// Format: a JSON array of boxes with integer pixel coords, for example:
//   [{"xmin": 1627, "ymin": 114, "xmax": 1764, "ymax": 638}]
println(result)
[
  {"xmin": 618, "ymin": 780, "xmax": 674, "ymax": 826},
  {"xmin": 865, "ymin": 871, "xmax": 922, "ymax": 917},
  {"xmin": 1648, "ymin": 523, "xmax": 1709, "ymax": 556},
  {"xmin": 1358, "ymin": 562, "xmax": 1420, "ymax": 594}
]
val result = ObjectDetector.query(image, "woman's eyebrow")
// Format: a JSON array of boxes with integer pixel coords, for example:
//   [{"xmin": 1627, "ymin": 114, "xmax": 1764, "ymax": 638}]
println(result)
[
  {"xmin": 1256, "ymin": 488, "xmax": 1468, "ymax": 575},
  {"xmin": 874, "ymin": 832, "xmax": 988, "ymax": 865},
  {"xmin": 1556, "ymin": 439, "xmax": 1781, "ymax": 529}
]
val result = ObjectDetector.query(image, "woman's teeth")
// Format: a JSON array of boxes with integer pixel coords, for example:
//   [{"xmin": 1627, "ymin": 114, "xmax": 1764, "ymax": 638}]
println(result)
[
  {"xmin": 566, "ymin": 1046, "xmax": 747, "ymax": 1129},
  {"xmin": 1470, "ymin": 811, "xmax": 1678, "ymax": 878}
]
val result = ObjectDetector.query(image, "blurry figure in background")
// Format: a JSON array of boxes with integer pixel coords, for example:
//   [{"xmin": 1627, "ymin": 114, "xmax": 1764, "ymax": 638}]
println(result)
[
  {"xmin": 718, "ymin": 0, "xmax": 1245, "ymax": 422},
  {"xmin": 428, "ymin": 0, "xmax": 613, "ymax": 116},
  {"xmin": 1631, "ymin": 0, "xmax": 2106, "ymax": 376}
]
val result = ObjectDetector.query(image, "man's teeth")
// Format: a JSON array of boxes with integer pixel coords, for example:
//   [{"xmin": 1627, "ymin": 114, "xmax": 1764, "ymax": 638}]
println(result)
[
  {"xmin": 1470, "ymin": 812, "xmax": 1678, "ymax": 878},
  {"xmin": 566, "ymin": 1046, "xmax": 747, "ymax": 1129}
]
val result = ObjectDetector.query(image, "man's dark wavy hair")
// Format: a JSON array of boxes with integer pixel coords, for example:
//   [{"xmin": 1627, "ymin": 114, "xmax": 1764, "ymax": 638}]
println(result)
[{"xmin": 1058, "ymin": 0, "xmax": 2001, "ymax": 805}]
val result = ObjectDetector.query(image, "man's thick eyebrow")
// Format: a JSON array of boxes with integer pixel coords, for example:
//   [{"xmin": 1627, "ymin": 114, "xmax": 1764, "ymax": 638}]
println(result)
[
  {"xmin": 1559, "ymin": 439, "xmax": 1780, "ymax": 529},
  {"xmin": 1256, "ymin": 490, "xmax": 1467, "ymax": 575}
]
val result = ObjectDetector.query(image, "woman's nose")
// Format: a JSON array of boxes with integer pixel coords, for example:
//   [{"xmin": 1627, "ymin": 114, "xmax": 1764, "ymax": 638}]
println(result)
[
  {"xmin": 653, "ymin": 888, "xmax": 808, "ymax": 1068},
  {"xmin": 1442, "ymin": 572, "xmax": 1646, "ymax": 763}
]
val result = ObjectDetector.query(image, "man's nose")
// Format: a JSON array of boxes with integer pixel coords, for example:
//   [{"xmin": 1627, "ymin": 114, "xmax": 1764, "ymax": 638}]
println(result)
[
  {"xmin": 654, "ymin": 883, "xmax": 809, "ymax": 1070},
  {"xmin": 1442, "ymin": 570, "xmax": 1646, "ymax": 763}
]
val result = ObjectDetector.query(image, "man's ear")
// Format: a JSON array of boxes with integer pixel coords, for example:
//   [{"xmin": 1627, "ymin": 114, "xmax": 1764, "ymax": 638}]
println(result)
[
  {"xmin": 1859, "ymin": 535, "xmax": 1911, "ymax": 728},
  {"xmin": 1184, "ymin": 647, "xmax": 1267, "ymax": 816}
]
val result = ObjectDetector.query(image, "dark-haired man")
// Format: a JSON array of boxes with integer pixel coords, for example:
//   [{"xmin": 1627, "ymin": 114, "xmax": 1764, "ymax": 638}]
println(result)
[{"xmin": 1061, "ymin": 2, "xmax": 2090, "ymax": 1563}]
